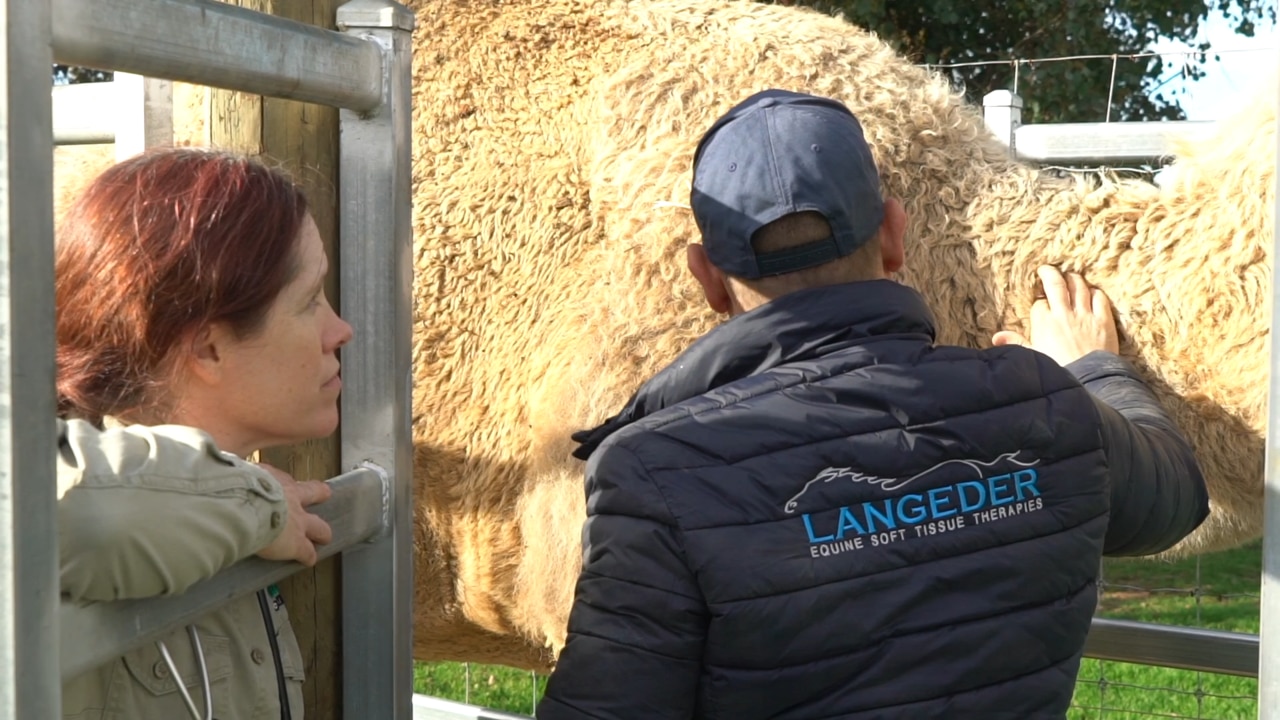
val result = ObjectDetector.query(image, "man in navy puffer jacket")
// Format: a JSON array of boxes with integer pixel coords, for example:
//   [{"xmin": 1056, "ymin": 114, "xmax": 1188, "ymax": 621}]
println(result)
[{"xmin": 537, "ymin": 89, "xmax": 1209, "ymax": 720}]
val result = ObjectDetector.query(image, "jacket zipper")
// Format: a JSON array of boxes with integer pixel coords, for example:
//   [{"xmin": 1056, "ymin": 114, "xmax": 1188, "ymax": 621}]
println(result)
[{"xmin": 257, "ymin": 589, "xmax": 293, "ymax": 720}]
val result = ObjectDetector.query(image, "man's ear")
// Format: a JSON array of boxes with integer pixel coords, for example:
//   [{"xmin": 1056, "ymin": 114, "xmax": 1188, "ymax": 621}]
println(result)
[
  {"xmin": 878, "ymin": 197, "xmax": 907, "ymax": 274},
  {"xmin": 686, "ymin": 244, "xmax": 733, "ymax": 315}
]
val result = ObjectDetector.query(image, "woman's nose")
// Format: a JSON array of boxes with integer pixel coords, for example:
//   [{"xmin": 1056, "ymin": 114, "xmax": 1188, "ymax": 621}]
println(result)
[{"xmin": 329, "ymin": 312, "xmax": 354, "ymax": 351}]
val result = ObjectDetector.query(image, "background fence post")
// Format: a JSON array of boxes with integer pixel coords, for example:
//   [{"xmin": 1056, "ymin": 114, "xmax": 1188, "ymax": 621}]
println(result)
[
  {"xmin": 983, "ymin": 89, "xmax": 1023, "ymax": 158},
  {"xmin": 336, "ymin": 1, "xmax": 416, "ymax": 718},
  {"xmin": 112, "ymin": 72, "xmax": 172, "ymax": 160},
  {"xmin": 1257, "ymin": 40, "xmax": 1280, "ymax": 720},
  {"xmin": 0, "ymin": 0, "xmax": 60, "ymax": 718}
]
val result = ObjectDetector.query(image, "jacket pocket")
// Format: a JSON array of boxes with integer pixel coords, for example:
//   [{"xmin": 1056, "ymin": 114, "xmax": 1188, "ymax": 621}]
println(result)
[{"xmin": 109, "ymin": 629, "xmax": 233, "ymax": 720}]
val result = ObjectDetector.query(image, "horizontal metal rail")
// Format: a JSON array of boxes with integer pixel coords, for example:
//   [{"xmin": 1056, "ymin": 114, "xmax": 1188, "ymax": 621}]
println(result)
[
  {"xmin": 51, "ymin": 82, "xmax": 116, "ymax": 145},
  {"xmin": 412, "ymin": 617, "xmax": 1260, "ymax": 717},
  {"xmin": 1010, "ymin": 120, "xmax": 1217, "ymax": 165},
  {"xmin": 1084, "ymin": 617, "xmax": 1259, "ymax": 677},
  {"xmin": 413, "ymin": 694, "xmax": 535, "ymax": 720},
  {"xmin": 981, "ymin": 90, "xmax": 1219, "ymax": 166},
  {"xmin": 59, "ymin": 465, "xmax": 388, "ymax": 679},
  {"xmin": 50, "ymin": 0, "xmax": 383, "ymax": 112}
]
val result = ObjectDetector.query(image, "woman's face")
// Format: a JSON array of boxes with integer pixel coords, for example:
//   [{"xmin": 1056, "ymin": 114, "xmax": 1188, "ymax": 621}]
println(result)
[{"xmin": 180, "ymin": 213, "xmax": 353, "ymax": 455}]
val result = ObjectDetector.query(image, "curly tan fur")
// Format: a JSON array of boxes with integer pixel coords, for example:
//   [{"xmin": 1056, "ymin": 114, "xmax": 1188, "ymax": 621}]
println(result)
[
  {"xmin": 53, "ymin": 0, "xmax": 1274, "ymax": 672},
  {"xmin": 406, "ymin": 0, "xmax": 1275, "ymax": 669}
]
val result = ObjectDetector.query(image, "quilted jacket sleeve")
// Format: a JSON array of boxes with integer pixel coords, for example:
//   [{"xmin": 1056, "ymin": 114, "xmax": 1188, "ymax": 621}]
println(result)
[
  {"xmin": 538, "ymin": 442, "xmax": 708, "ymax": 720},
  {"xmin": 1064, "ymin": 351, "xmax": 1210, "ymax": 556}
]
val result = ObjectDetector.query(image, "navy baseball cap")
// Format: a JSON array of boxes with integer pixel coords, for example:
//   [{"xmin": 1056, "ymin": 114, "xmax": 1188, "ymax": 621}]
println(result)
[{"xmin": 690, "ymin": 89, "xmax": 885, "ymax": 279}]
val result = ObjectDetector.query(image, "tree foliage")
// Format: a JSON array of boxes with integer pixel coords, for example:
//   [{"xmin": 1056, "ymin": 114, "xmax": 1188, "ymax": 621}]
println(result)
[
  {"xmin": 774, "ymin": 0, "xmax": 1276, "ymax": 122},
  {"xmin": 54, "ymin": 2, "xmax": 1275, "ymax": 122},
  {"xmin": 52, "ymin": 65, "xmax": 112, "ymax": 85}
]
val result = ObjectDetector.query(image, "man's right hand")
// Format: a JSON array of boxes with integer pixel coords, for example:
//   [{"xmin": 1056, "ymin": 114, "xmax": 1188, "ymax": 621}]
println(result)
[
  {"xmin": 254, "ymin": 464, "xmax": 334, "ymax": 567},
  {"xmin": 991, "ymin": 264, "xmax": 1120, "ymax": 367}
]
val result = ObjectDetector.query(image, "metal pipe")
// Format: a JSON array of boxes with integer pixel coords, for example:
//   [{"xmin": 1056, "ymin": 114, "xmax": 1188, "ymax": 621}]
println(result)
[
  {"xmin": 981, "ymin": 90, "xmax": 1022, "ymax": 156},
  {"xmin": 0, "ymin": 0, "xmax": 61, "ymax": 717},
  {"xmin": 1085, "ymin": 617, "xmax": 1258, "ymax": 678},
  {"xmin": 1257, "ymin": 35, "xmax": 1280, "ymax": 717},
  {"xmin": 59, "ymin": 466, "xmax": 388, "ymax": 680},
  {"xmin": 50, "ymin": 0, "xmax": 384, "ymax": 112},
  {"xmin": 52, "ymin": 82, "xmax": 116, "ymax": 145},
  {"xmin": 338, "ymin": 2, "xmax": 416, "ymax": 718},
  {"xmin": 112, "ymin": 74, "xmax": 174, "ymax": 159},
  {"xmin": 1009, "ymin": 120, "xmax": 1217, "ymax": 165}
]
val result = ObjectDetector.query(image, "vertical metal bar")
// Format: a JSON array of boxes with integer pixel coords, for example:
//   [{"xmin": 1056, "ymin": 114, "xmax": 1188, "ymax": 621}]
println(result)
[
  {"xmin": 0, "ymin": 0, "xmax": 59, "ymax": 718},
  {"xmin": 981, "ymin": 89, "xmax": 1023, "ymax": 158},
  {"xmin": 337, "ymin": 2, "xmax": 415, "ymax": 718},
  {"xmin": 1259, "ymin": 35, "xmax": 1280, "ymax": 720},
  {"xmin": 113, "ymin": 73, "xmax": 173, "ymax": 160}
]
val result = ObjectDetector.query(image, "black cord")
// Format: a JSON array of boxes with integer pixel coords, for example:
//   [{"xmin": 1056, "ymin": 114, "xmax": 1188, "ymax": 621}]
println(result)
[{"xmin": 257, "ymin": 589, "xmax": 293, "ymax": 720}]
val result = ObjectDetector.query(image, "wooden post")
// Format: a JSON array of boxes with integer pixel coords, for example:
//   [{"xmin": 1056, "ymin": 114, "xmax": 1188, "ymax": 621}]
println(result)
[{"xmin": 173, "ymin": 2, "xmax": 343, "ymax": 717}]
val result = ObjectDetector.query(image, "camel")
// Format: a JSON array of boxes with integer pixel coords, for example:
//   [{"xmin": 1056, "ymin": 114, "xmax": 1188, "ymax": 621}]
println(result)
[{"xmin": 404, "ymin": 0, "xmax": 1273, "ymax": 670}]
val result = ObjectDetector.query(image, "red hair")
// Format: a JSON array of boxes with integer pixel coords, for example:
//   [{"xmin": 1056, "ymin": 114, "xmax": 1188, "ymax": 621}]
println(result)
[{"xmin": 55, "ymin": 148, "xmax": 310, "ymax": 424}]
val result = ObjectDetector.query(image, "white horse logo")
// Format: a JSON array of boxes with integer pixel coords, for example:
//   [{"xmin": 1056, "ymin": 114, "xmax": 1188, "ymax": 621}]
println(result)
[{"xmin": 783, "ymin": 451, "xmax": 1040, "ymax": 513}]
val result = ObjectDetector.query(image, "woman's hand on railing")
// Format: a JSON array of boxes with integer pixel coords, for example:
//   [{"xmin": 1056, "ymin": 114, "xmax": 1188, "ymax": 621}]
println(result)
[{"xmin": 254, "ymin": 464, "xmax": 334, "ymax": 567}]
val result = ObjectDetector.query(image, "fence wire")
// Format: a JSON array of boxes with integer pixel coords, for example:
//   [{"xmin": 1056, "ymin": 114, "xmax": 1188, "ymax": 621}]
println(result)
[
  {"xmin": 413, "ymin": 661, "xmax": 545, "ymax": 717},
  {"xmin": 415, "ymin": 542, "xmax": 1264, "ymax": 719},
  {"xmin": 1069, "ymin": 543, "xmax": 1262, "ymax": 720}
]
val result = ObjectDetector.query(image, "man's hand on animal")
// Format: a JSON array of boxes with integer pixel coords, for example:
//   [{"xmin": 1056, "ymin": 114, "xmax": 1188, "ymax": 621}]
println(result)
[
  {"xmin": 992, "ymin": 265, "xmax": 1121, "ymax": 367},
  {"xmin": 254, "ymin": 464, "xmax": 334, "ymax": 567}
]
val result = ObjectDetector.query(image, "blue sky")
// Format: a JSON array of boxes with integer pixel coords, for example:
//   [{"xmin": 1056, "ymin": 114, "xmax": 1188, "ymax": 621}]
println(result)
[{"xmin": 1150, "ymin": 9, "xmax": 1276, "ymax": 121}]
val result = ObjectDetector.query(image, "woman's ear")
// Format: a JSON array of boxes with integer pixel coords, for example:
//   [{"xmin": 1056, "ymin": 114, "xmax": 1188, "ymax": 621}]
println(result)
[{"xmin": 184, "ymin": 323, "xmax": 226, "ymax": 385}]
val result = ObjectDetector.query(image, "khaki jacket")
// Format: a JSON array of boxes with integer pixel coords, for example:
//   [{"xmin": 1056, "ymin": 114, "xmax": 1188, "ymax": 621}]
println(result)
[{"xmin": 56, "ymin": 419, "xmax": 307, "ymax": 720}]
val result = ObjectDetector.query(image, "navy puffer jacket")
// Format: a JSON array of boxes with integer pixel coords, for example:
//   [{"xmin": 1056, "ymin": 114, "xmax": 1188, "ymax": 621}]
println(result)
[{"xmin": 539, "ymin": 280, "xmax": 1208, "ymax": 720}]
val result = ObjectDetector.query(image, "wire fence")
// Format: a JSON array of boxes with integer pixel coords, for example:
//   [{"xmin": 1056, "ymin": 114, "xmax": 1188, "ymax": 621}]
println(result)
[
  {"xmin": 415, "ymin": 546, "xmax": 1264, "ymax": 719},
  {"xmin": 922, "ymin": 46, "xmax": 1274, "ymax": 104},
  {"xmin": 1071, "ymin": 545, "xmax": 1262, "ymax": 719},
  {"xmin": 413, "ymin": 661, "xmax": 545, "ymax": 717}
]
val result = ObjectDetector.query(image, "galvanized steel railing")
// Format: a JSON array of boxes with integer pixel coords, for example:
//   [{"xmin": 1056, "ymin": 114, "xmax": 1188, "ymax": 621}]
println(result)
[{"xmin": 1, "ymin": 1, "xmax": 415, "ymax": 718}]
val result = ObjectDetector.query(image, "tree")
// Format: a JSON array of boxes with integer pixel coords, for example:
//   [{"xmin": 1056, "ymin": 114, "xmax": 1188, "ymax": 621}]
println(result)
[
  {"xmin": 52, "ymin": 65, "xmax": 112, "ymax": 85},
  {"xmin": 51, "ymin": 2, "xmax": 1275, "ymax": 121},
  {"xmin": 776, "ymin": 0, "xmax": 1275, "ymax": 123}
]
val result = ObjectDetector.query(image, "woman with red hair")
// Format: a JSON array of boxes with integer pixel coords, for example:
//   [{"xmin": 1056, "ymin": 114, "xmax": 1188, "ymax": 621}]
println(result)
[{"xmin": 57, "ymin": 147, "xmax": 353, "ymax": 720}]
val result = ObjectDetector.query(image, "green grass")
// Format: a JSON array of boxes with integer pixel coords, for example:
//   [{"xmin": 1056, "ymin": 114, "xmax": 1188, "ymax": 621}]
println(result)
[
  {"xmin": 413, "ymin": 661, "xmax": 546, "ymax": 715},
  {"xmin": 412, "ymin": 542, "xmax": 1264, "ymax": 718},
  {"xmin": 1068, "ymin": 542, "xmax": 1261, "ymax": 720}
]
